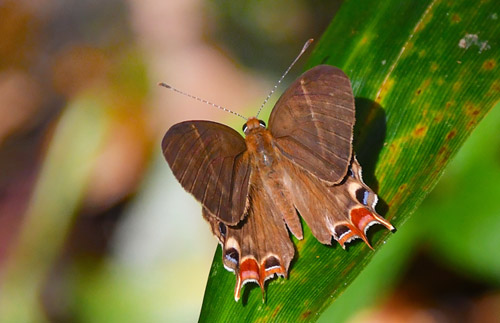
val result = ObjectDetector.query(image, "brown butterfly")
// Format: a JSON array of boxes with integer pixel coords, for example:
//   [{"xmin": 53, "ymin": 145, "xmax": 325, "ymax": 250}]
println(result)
[{"xmin": 161, "ymin": 64, "xmax": 394, "ymax": 301}]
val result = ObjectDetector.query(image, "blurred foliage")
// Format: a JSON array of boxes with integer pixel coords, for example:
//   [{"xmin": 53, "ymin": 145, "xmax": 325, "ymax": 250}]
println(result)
[
  {"xmin": 205, "ymin": 0, "xmax": 343, "ymax": 75},
  {"xmin": 0, "ymin": 93, "xmax": 110, "ymax": 322},
  {"xmin": 200, "ymin": 0, "xmax": 500, "ymax": 321},
  {"xmin": 0, "ymin": 1, "xmax": 151, "ymax": 321},
  {"xmin": 421, "ymin": 102, "xmax": 500, "ymax": 285}
]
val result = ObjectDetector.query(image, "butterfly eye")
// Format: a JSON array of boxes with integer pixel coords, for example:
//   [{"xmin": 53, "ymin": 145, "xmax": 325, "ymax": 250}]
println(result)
[
  {"xmin": 242, "ymin": 124, "xmax": 248, "ymax": 133},
  {"xmin": 258, "ymin": 120, "xmax": 266, "ymax": 128}
]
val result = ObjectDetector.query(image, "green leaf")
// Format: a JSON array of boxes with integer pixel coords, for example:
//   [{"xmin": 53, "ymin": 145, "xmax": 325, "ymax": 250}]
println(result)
[
  {"xmin": 199, "ymin": 0, "xmax": 500, "ymax": 321},
  {"xmin": 320, "ymin": 100, "xmax": 500, "ymax": 322},
  {"xmin": 419, "ymin": 101, "xmax": 500, "ymax": 284}
]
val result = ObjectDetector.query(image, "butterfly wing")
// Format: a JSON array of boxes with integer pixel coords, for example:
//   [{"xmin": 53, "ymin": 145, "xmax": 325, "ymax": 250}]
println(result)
[
  {"xmin": 268, "ymin": 65, "xmax": 355, "ymax": 184},
  {"xmin": 283, "ymin": 155, "xmax": 394, "ymax": 247},
  {"xmin": 162, "ymin": 121, "xmax": 251, "ymax": 225},
  {"xmin": 203, "ymin": 173, "xmax": 295, "ymax": 301},
  {"xmin": 203, "ymin": 154, "xmax": 394, "ymax": 301}
]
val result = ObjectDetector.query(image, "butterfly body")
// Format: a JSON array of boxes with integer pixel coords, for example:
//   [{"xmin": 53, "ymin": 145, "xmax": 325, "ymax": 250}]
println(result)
[
  {"xmin": 244, "ymin": 117, "xmax": 304, "ymax": 241},
  {"xmin": 162, "ymin": 65, "xmax": 394, "ymax": 301},
  {"xmin": 244, "ymin": 118, "xmax": 276, "ymax": 169}
]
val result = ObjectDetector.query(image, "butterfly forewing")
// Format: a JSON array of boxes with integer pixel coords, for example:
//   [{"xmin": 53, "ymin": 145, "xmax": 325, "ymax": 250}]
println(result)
[
  {"xmin": 269, "ymin": 65, "xmax": 355, "ymax": 184},
  {"xmin": 162, "ymin": 121, "xmax": 251, "ymax": 225}
]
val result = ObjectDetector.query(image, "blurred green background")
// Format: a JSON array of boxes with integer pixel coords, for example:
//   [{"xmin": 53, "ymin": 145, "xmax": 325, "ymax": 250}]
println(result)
[{"xmin": 0, "ymin": 0, "xmax": 498, "ymax": 322}]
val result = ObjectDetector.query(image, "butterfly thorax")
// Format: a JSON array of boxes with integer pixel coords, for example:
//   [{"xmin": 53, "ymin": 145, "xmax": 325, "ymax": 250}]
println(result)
[{"xmin": 244, "ymin": 118, "xmax": 277, "ymax": 169}]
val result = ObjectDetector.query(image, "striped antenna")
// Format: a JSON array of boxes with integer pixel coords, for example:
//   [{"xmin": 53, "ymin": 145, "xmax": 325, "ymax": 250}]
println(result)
[
  {"xmin": 255, "ymin": 38, "xmax": 314, "ymax": 118},
  {"xmin": 158, "ymin": 82, "xmax": 248, "ymax": 121}
]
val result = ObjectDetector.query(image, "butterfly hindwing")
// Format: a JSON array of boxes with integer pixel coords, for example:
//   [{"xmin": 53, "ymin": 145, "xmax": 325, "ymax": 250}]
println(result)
[
  {"xmin": 203, "ymin": 170, "xmax": 295, "ymax": 301},
  {"xmin": 269, "ymin": 65, "xmax": 355, "ymax": 184},
  {"xmin": 282, "ymin": 155, "xmax": 394, "ymax": 247},
  {"xmin": 162, "ymin": 121, "xmax": 251, "ymax": 225}
]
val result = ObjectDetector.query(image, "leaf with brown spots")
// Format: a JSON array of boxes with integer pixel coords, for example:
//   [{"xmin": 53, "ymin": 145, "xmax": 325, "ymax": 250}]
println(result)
[{"xmin": 199, "ymin": 0, "xmax": 500, "ymax": 321}]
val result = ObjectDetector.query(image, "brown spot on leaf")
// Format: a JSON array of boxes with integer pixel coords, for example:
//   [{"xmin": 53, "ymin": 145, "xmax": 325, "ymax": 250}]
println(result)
[
  {"xmin": 433, "ymin": 112, "xmax": 444, "ymax": 123},
  {"xmin": 341, "ymin": 261, "xmax": 356, "ymax": 276},
  {"xmin": 376, "ymin": 78, "xmax": 395, "ymax": 103},
  {"xmin": 437, "ymin": 146, "xmax": 451, "ymax": 164},
  {"xmin": 492, "ymin": 80, "xmax": 500, "ymax": 91},
  {"xmin": 413, "ymin": 125, "xmax": 428, "ymax": 138},
  {"xmin": 451, "ymin": 13, "xmax": 461, "ymax": 23},
  {"xmin": 301, "ymin": 311, "xmax": 312, "ymax": 319},
  {"xmin": 467, "ymin": 120, "xmax": 477, "ymax": 130},
  {"xmin": 464, "ymin": 102, "xmax": 481, "ymax": 130},
  {"xmin": 446, "ymin": 129, "xmax": 457, "ymax": 140},
  {"xmin": 483, "ymin": 59, "xmax": 496, "ymax": 70},
  {"xmin": 465, "ymin": 102, "xmax": 480, "ymax": 117},
  {"xmin": 452, "ymin": 82, "xmax": 461, "ymax": 92},
  {"xmin": 387, "ymin": 142, "xmax": 402, "ymax": 165},
  {"xmin": 415, "ymin": 79, "xmax": 431, "ymax": 97},
  {"xmin": 430, "ymin": 62, "xmax": 439, "ymax": 72},
  {"xmin": 272, "ymin": 304, "xmax": 282, "ymax": 318},
  {"xmin": 389, "ymin": 183, "xmax": 408, "ymax": 206},
  {"xmin": 487, "ymin": 80, "xmax": 500, "ymax": 96},
  {"xmin": 415, "ymin": 10, "xmax": 434, "ymax": 32}
]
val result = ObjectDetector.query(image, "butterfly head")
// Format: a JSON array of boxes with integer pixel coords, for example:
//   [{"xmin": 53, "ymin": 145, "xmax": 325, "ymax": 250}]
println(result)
[{"xmin": 242, "ymin": 117, "xmax": 266, "ymax": 135}]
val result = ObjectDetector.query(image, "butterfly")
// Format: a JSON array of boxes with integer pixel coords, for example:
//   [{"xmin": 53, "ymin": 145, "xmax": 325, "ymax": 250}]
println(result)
[{"xmin": 161, "ymin": 64, "xmax": 394, "ymax": 301}]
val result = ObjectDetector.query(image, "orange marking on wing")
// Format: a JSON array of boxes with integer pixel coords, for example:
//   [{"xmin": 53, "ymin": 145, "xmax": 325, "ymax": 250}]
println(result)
[
  {"xmin": 351, "ymin": 207, "xmax": 394, "ymax": 233},
  {"xmin": 234, "ymin": 258, "xmax": 260, "ymax": 301},
  {"xmin": 337, "ymin": 224, "xmax": 358, "ymax": 248}
]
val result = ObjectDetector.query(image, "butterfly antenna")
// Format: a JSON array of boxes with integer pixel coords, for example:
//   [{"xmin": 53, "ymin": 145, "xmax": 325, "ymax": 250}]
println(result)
[
  {"xmin": 158, "ymin": 83, "xmax": 248, "ymax": 121},
  {"xmin": 255, "ymin": 38, "xmax": 314, "ymax": 118}
]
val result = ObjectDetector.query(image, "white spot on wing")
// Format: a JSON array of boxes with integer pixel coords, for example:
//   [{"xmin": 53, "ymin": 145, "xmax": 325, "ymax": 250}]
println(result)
[
  {"xmin": 223, "ymin": 264, "xmax": 235, "ymax": 273},
  {"xmin": 363, "ymin": 220, "xmax": 379, "ymax": 235},
  {"xmin": 241, "ymin": 279, "xmax": 259, "ymax": 288}
]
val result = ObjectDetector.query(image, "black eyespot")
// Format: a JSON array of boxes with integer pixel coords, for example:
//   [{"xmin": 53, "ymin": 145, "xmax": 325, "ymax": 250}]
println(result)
[
  {"xmin": 218, "ymin": 222, "xmax": 227, "ymax": 237},
  {"xmin": 264, "ymin": 256, "xmax": 280, "ymax": 270},
  {"xmin": 258, "ymin": 120, "xmax": 266, "ymax": 128},
  {"xmin": 334, "ymin": 225, "xmax": 350, "ymax": 239},
  {"xmin": 242, "ymin": 123, "xmax": 248, "ymax": 133},
  {"xmin": 224, "ymin": 248, "xmax": 239, "ymax": 264},
  {"xmin": 355, "ymin": 188, "xmax": 370, "ymax": 206}
]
